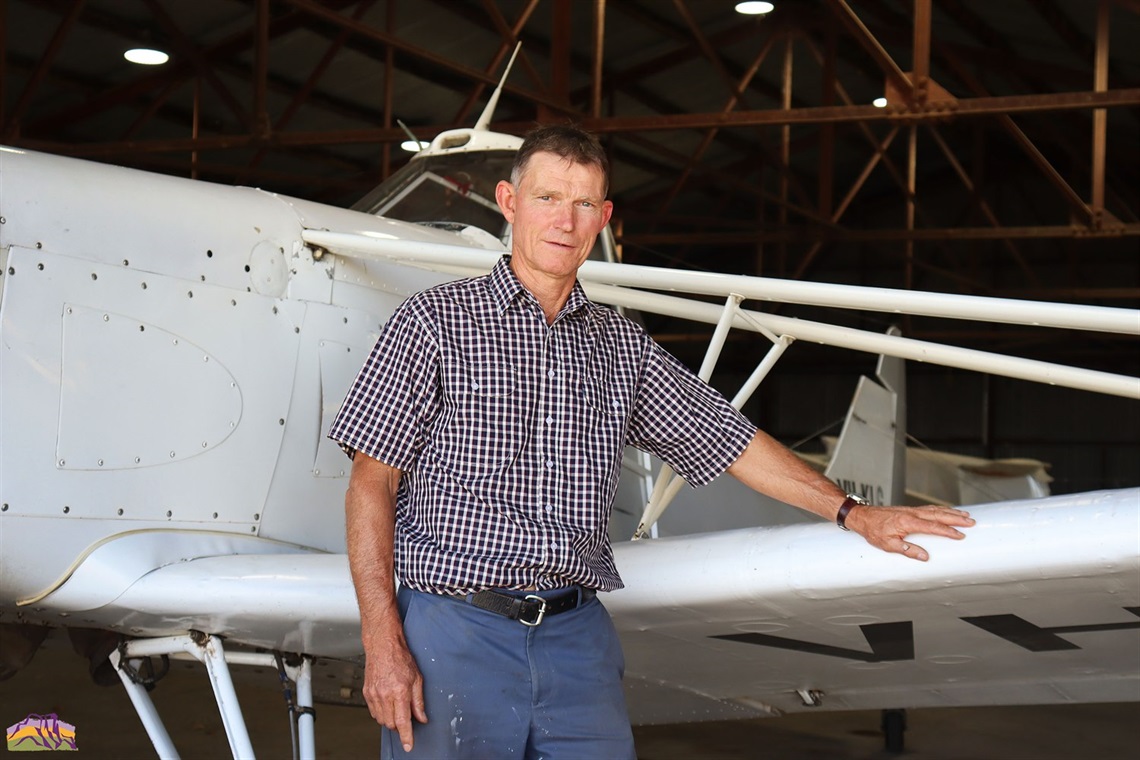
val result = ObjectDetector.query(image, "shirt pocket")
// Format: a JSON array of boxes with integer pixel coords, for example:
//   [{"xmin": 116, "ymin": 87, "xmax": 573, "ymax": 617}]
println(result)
[{"xmin": 436, "ymin": 361, "xmax": 521, "ymax": 475}]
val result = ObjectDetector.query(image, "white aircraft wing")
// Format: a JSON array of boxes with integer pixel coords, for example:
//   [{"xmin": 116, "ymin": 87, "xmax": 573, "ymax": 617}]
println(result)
[
  {"xmin": 608, "ymin": 489, "xmax": 1140, "ymax": 723},
  {"xmin": 24, "ymin": 489, "xmax": 1138, "ymax": 726}
]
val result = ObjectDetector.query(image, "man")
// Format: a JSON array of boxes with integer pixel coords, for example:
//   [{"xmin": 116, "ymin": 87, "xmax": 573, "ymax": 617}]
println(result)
[{"xmin": 329, "ymin": 124, "xmax": 974, "ymax": 759}]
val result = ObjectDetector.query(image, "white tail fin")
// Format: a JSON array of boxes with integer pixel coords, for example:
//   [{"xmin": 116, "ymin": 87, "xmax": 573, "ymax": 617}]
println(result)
[{"xmin": 824, "ymin": 327, "xmax": 906, "ymax": 505}]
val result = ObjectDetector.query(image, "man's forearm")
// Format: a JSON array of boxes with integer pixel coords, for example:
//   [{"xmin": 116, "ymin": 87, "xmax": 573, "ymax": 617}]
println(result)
[
  {"xmin": 726, "ymin": 430, "xmax": 847, "ymax": 519},
  {"xmin": 345, "ymin": 454, "xmax": 403, "ymax": 634},
  {"xmin": 726, "ymin": 430, "xmax": 975, "ymax": 561}
]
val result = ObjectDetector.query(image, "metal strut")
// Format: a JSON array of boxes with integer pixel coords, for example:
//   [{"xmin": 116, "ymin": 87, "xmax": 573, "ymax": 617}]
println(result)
[
  {"xmin": 110, "ymin": 633, "xmax": 317, "ymax": 760},
  {"xmin": 631, "ymin": 295, "xmax": 795, "ymax": 539}
]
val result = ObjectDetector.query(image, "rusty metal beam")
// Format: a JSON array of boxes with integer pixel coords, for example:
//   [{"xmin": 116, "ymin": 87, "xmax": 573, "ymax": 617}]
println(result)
[
  {"xmin": 2, "ymin": 0, "xmax": 85, "ymax": 141},
  {"xmin": 826, "ymin": 0, "xmax": 913, "ymax": 100},
  {"xmin": 905, "ymin": 124, "xmax": 917, "ymax": 292},
  {"xmin": 591, "ymin": 0, "xmax": 605, "ymax": 119},
  {"xmin": 1091, "ymin": 0, "xmax": 1110, "ymax": 225},
  {"xmin": 577, "ymin": 88, "xmax": 1140, "ymax": 130},
  {"xmin": 912, "ymin": 0, "xmax": 932, "ymax": 102}
]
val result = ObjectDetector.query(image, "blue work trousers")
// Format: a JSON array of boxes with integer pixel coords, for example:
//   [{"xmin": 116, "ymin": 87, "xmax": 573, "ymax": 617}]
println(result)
[{"xmin": 380, "ymin": 585, "xmax": 636, "ymax": 759}]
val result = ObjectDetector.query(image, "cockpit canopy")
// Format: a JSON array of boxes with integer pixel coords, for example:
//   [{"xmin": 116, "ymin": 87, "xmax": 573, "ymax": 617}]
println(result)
[{"xmin": 352, "ymin": 149, "xmax": 516, "ymax": 245}]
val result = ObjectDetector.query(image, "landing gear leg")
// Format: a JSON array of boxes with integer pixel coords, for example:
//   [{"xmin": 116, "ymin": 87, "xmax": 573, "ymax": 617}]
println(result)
[
  {"xmin": 110, "ymin": 632, "xmax": 317, "ymax": 759},
  {"xmin": 881, "ymin": 708, "xmax": 907, "ymax": 753}
]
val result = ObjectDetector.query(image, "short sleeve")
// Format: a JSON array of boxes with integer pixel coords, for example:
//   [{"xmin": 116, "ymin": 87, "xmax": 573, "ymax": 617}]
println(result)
[
  {"xmin": 626, "ymin": 340, "xmax": 757, "ymax": 487},
  {"xmin": 327, "ymin": 299, "xmax": 440, "ymax": 470}
]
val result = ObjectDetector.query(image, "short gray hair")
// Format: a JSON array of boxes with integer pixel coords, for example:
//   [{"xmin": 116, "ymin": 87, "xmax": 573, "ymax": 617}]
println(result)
[{"xmin": 510, "ymin": 124, "xmax": 610, "ymax": 196}]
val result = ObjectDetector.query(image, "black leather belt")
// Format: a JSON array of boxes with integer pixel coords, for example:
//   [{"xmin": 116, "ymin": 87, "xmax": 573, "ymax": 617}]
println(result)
[{"xmin": 467, "ymin": 587, "xmax": 595, "ymax": 627}]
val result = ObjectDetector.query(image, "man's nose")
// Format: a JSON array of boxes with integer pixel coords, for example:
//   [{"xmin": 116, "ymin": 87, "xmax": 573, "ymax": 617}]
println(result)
[{"xmin": 552, "ymin": 202, "xmax": 575, "ymax": 230}]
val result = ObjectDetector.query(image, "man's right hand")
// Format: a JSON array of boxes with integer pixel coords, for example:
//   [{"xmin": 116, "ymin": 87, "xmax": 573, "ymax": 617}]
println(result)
[
  {"xmin": 344, "ymin": 454, "xmax": 426, "ymax": 751},
  {"xmin": 362, "ymin": 618, "xmax": 427, "ymax": 752}
]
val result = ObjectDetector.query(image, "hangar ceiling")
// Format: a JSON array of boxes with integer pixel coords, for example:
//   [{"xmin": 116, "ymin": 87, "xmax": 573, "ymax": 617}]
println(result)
[{"xmin": 2, "ymin": 0, "xmax": 1138, "ymax": 377}]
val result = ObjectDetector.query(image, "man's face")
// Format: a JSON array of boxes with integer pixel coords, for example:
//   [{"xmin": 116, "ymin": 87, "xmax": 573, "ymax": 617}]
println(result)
[{"xmin": 495, "ymin": 151, "xmax": 614, "ymax": 284}]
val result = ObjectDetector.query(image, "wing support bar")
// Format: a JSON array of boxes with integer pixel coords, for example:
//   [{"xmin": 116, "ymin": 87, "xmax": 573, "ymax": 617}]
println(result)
[
  {"xmin": 632, "ymin": 294, "xmax": 796, "ymax": 539},
  {"xmin": 111, "ymin": 634, "xmax": 316, "ymax": 759},
  {"xmin": 305, "ymin": 230, "xmax": 1139, "ymax": 399}
]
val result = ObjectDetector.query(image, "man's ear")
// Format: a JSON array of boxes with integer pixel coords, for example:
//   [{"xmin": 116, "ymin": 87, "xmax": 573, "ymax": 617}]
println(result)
[
  {"xmin": 599, "ymin": 199, "xmax": 614, "ymax": 231},
  {"xmin": 495, "ymin": 180, "xmax": 516, "ymax": 223}
]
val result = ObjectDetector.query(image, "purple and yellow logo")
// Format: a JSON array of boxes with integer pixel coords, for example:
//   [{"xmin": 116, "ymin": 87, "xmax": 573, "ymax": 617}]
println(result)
[{"xmin": 5, "ymin": 714, "xmax": 77, "ymax": 752}]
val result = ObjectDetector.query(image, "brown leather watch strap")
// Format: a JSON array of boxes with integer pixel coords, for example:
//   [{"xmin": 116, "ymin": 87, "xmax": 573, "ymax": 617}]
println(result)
[{"xmin": 836, "ymin": 495, "xmax": 866, "ymax": 531}]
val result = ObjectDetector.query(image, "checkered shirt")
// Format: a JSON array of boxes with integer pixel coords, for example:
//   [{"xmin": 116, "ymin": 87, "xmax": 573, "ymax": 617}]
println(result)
[{"xmin": 328, "ymin": 257, "xmax": 756, "ymax": 593}]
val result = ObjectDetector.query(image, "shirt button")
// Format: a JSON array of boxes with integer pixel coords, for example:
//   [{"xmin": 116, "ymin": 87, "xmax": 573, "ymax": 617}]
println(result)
[
  {"xmin": 545, "ymin": 459, "xmax": 554, "ymax": 469},
  {"xmin": 545, "ymin": 504, "xmax": 554, "ymax": 513},
  {"xmin": 547, "ymin": 370, "xmax": 556, "ymax": 379},
  {"xmin": 545, "ymin": 415, "xmax": 554, "ymax": 425},
  {"xmin": 471, "ymin": 382, "xmax": 480, "ymax": 390},
  {"xmin": 551, "ymin": 542, "xmax": 559, "ymax": 550}
]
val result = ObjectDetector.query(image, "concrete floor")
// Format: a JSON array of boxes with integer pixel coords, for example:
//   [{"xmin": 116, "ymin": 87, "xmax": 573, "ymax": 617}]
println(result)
[{"xmin": 3, "ymin": 631, "xmax": 1138, "ymax": 759}]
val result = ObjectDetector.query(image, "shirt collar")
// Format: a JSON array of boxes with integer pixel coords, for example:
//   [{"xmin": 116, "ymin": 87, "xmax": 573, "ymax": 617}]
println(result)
[{"xmin": 488, "ymin": 256, "xmax": 592, "ymax": 320}]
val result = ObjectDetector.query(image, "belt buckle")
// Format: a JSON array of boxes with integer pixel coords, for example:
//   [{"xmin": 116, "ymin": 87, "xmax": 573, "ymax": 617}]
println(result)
[{"xmin": 519, "ymin": 594, "xmax": 547, "ymax": 627}]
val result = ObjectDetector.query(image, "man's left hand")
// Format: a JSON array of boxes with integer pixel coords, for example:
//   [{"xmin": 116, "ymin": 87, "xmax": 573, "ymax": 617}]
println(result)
[{"xmin": 844, "ymin": 505, "xmax": 975, "ymax": 561}]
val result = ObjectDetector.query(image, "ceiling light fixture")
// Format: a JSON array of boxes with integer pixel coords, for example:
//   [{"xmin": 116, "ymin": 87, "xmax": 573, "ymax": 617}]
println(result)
[
  {"xmin": 872, "ymin": 97, "xmax": 888, "ymax": 108},
  {"xmin": 735, "ymin": 1, "xmax": 775, "ymax": 14},
  {"xmin": 400, "ymin": 140, "xmax": 430, "ymax": 153},
  {"xmin": 124, "ymin": 48, "xmax": 169, "ymax": 65}
]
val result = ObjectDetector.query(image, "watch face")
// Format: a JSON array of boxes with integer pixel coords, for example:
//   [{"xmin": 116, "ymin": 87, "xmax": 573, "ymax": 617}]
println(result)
[{"xmin": 846, "ymin": 493, "xmax": 868, "ymax": 505}]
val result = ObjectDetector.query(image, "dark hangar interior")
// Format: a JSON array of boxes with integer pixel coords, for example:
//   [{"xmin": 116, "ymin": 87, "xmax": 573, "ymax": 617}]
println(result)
[{"xmin": 2, "ymin": 0, "xmax": 1137, "ymax": 489}]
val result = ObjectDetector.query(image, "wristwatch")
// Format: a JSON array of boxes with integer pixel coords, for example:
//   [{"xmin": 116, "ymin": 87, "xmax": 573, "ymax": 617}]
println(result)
[{"xmin": 836, "ymin": 493, "xmax": 868, "ymax": 531}]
